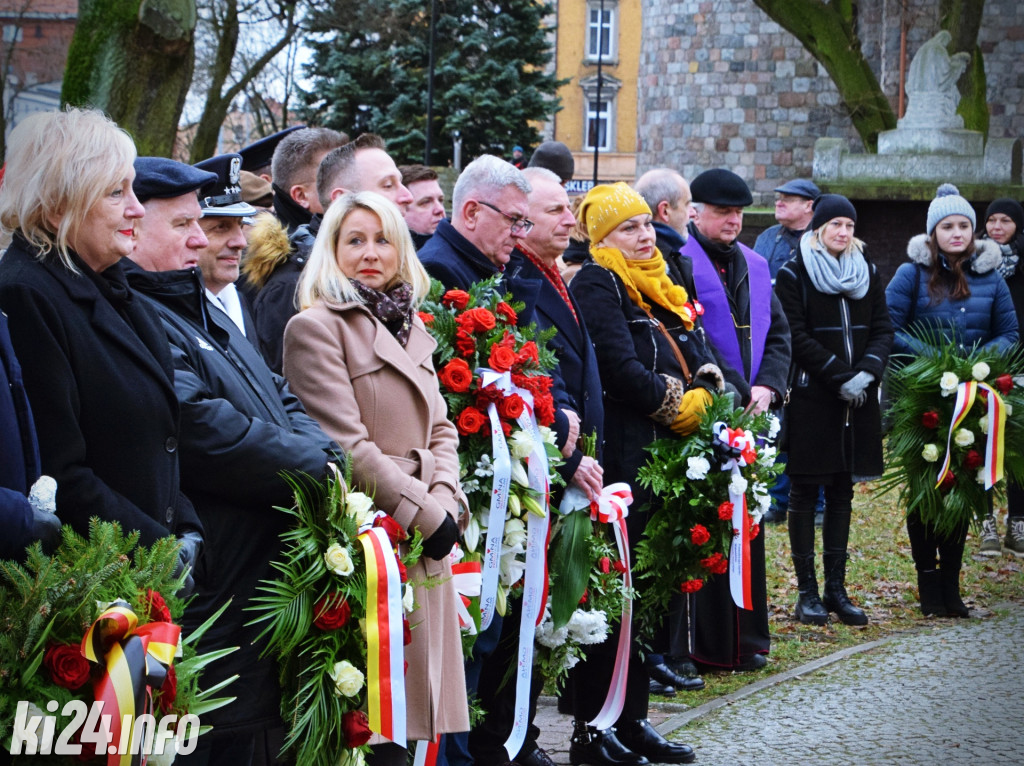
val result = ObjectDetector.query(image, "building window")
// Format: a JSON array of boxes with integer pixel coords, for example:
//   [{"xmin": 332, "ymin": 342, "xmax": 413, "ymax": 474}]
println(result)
[
  {"xmin": 585, "ymin": 99, "xmax": 612, "ymax": 152},
  {"xmin": 580, "ymin": 74, "xmax": 621, "ymax": 153},
  {"xmin": 2, "ymin": 25, "xmax": 23, "ymax": 43},
  {"xmin": 585, "ymin": 2, "xmax": 617, "ymax": 63}
]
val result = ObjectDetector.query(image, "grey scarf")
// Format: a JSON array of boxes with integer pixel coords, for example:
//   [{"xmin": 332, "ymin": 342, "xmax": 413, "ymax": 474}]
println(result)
[{"xmin": 799, "ymin": 232, "xmax": 870, "ymax": 299}]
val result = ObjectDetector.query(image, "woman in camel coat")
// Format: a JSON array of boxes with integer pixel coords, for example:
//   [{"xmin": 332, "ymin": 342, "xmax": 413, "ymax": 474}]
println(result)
[{"xmin": 283, "ymin": 191, "xmax": 469, "ymax": 762}]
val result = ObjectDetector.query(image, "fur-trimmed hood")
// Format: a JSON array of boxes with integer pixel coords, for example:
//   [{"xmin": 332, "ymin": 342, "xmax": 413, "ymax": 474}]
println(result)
[
  {"xmin": 906, "ymin": 233, "xmax": 1004, "ymax": 274},
  {"xmin": 241, "ymin": 212, "xmax": 291, "ymax": 290}
]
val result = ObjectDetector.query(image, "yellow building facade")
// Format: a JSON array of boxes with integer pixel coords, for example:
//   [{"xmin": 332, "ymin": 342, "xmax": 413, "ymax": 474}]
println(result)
[{"xmin": 552, "ymin": 0, "xmax": 641, "ymax": 189}]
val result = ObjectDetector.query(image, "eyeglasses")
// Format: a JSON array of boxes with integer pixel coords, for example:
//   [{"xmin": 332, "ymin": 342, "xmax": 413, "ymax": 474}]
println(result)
[{"xmin": 477, "ymin": 200, "xmax": 534, "ymax": 235}]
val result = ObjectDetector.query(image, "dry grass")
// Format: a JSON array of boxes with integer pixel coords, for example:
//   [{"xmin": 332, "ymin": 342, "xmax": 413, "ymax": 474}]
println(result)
[{"xmin": 653, "ymin": 480, "xmax": 1024, "ymax": 705}]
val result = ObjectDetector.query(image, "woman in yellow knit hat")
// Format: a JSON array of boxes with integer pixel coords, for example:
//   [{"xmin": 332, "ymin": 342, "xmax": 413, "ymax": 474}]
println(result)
[{"xmin": 564, "ymin": 182, "xmax": 724, "ymax": 766}]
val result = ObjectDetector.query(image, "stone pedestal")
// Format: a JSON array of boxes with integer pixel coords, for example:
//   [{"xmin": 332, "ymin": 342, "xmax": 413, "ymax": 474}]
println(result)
[{"xmin": 877, "ymin": 128, "xmax": 984, "ymax": 156}]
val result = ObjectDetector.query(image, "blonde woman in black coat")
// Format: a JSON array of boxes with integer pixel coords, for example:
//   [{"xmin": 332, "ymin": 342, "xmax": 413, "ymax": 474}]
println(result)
[{"xmin": 775, "ymin": 195, "xmax": 893, "ymax": 626}]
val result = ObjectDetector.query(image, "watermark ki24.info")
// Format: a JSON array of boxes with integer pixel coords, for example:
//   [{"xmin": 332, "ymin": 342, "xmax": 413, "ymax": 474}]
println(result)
[{"xmin": 9, "ymin": 700, "xmax": 199, "ymax": 756}]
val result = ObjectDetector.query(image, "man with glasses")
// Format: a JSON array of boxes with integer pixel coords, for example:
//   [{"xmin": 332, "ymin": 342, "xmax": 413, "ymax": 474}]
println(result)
[{"xmin": 753, "ymin": 178, "xmax": 820, "ymax": 282}]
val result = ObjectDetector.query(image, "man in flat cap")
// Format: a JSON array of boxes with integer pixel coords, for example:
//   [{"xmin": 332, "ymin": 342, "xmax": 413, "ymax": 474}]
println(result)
[
  {"xmin": 126, "ymin": 156, "xmax": 342, "ymax": 766},
  {"xmin": 680, "ymin": 168, "xmax": 790, "ymax": 674},
  {"xmin": 754, "ymin": 178, "xmax": 821, "ymax": 282}
]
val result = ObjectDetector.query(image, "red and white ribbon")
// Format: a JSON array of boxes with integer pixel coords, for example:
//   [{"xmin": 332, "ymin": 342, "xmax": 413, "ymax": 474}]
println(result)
[
  {"xmin": 713, "ymin": 422, "xmax": 756, "ymax": 611},
  {"xmin": 413, "ymin": 738, "xmax": 441, "ymax": 766},
  {"xmin": 358, "ymin": 526, "xmax": 407, "ymax": 746},
  {"xmin": 587, "ymin": 482, "xmax": 633, "ymax": 731},
  {"xmin": 451, "ymin": 557, "xmax": 482, "ymax": 635},
  {"xmin": 477, "ymin": 368, "xmax": 513, "ymax": 631},
  {"xmin": 503, "ymin": 385, "xmax": 551, "ymax": 760}
]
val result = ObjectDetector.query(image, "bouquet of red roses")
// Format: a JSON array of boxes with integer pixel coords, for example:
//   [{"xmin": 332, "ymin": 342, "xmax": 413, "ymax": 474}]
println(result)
[{"xmin": 420, "ymin": 276, "xmax": 563, "ymax": 630}]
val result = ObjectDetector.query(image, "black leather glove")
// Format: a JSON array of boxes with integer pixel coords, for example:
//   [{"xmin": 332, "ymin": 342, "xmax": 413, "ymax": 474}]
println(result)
[
  {"xmin": 31, "ymin": 508, "xmax": 62, "ymax": 554},
  {"xmin": 173, "ymin": 530, "xmax": 203, "ymax": 598},
  {"xmin": 421, "ymin": 515, "xmax": 459, "ymax": 561}
]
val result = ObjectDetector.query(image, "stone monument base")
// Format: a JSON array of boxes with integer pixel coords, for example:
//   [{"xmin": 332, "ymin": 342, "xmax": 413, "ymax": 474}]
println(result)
[{"xmin": 877, "ymin": 128, "xmax": 984, "ymax": 156}]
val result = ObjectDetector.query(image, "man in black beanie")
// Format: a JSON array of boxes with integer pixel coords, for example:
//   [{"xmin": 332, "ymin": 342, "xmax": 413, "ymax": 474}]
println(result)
[{"xmin": 680, "ymin": 168, "xmax": 791, "ymax": 673}]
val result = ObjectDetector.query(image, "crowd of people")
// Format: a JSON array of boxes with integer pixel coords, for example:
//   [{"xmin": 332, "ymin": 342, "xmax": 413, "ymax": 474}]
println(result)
[{"xmin": 0, "ymin": 107, "xmax": 1020, "ymax": 766}]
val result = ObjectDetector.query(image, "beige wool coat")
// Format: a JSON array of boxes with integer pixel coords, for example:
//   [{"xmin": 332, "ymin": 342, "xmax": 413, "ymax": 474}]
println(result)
[{"xmin": 283, "ymin": 298, "xmax": 470, "ymax": 742}]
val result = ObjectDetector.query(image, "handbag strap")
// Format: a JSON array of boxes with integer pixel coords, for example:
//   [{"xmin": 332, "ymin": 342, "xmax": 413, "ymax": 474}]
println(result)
[{"xmin": 641, "ymin": 305, "xmax": 693, "ymax": 384}]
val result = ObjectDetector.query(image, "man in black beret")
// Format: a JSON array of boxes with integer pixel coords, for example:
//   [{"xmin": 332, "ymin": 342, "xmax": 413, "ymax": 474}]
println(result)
[
  {"xmin": 126, "ymin": 155, "xmax": 342, "ymax": 766},
  {"xmin": 680, "ymin": 168, "xmax": 791, "ymax": 673}
]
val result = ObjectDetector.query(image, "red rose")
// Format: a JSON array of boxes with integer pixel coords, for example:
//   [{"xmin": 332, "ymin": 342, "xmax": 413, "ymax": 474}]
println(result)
[
  {"xmin": 460, "ymin": 307, "xmax": 497, "ymax": 332},
  {"xmin": 749, "ymin": 523, "xmax": 760, "ymax": 541},
  {"xmin": 397, "ymin": 559, "xmax": 408, "ymax": 583},
  {"xmin": 598, "ymin": 556, "xmax": 611, "ymax": 574},
  {"xmin": 374, "ymin": 514, "xmax": 409, "ymax": 545},
  {"xmin": 438, "ymin": 358, "xmax": 473, "ymax": 393},
  {"xmin": 146, "ymin": 588, "xmax": 172, "ymax": 623},
  {"xmin": 501, "ymin": 420, "xmax": 512, "ymax": 437},
  {"xmin": 690, "ymin": 524, "xmax": 711, "ymax": 546},
  {"xmin": 680, "ymin": 579, "xmax": 704, "ymax": 593},
  {"xmin": 442, "ymin": 290, "xmax": 470, "ymax": 309},
  {"xmin": 342, "ymin": 710, "xmax": 373, "ymax": 748},
  {"xmin": 403, "ymin": 618, "xmax": 412, "ymax": 646},
  {"xmin": 417, "ymin": 311, "xmax": 435, "ymax": 326},
  {"xmin": 456, "ymin": 406, "xmax": 488, "ymax": 436},
  {"xmin": 515, "ymin": 341, "xmax": 540, "ymax": 366},
  {"xmin": 718, "ymin": 501, "xmax": 734, "ymax": 521},
  {"xmin": 939, "ymin": 471, "xmax": 957, "ymax": 492},
  {"xmin": 496, "ymin": 302, "xmax": 518, "ymax": 324},
  {"xmin": 700, "ymin": 552, "xmax": 728, "ymax": 575},
  {"xmin": 489, "ymin": 345, "xmax": 517, "ymax": 372},
  {"xmin": 498, "ymin": 393, "xmax": 526, "ymax": 420},
  {"xmin": 455, "ymin": 329, "xmax": 476, "ymax": 357},
  {"xmin": 313, "ymin": 593, "xmax": 352, "ymax": 631},
  {"xmin": 964, "ymin": 450, "xmax": 984, "ymax": 470},
  {"xmin": 44, "ymin": 644, "xmax": 90, "ymax": 690},
  {"xmin": 158, "ymin": 664, "xmax": 177, "ymax": 714},
  {"xmin": 612, "ymin": 560, "xmax": 628, "ymax": 574},
  {"xmin": 578, "ymin": 588, "xmax": 588, "ymax": 604},
  {"xmin": 995, "ymin": 374, "xmax": 1014, "ymax": 394},
  {"xmin": 921, "ymin": 410, "xmax": 940, "ymax": 429}
]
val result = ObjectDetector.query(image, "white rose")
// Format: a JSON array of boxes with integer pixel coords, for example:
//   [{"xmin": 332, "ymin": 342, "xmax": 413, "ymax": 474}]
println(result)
[
  {"xmin": 954, "ymin": 428, "xmax": 975, "ymax": 447},
  {"xmin": 972, "ymin": 362, "xmax": 991, "ymax": 381},
  {"xmin": 921, "ymin": 443, "xmax": 940, "ymax": 462},
  {"xmin": 685, "ymin": 456, "xmax": 711, "ymax": 480},
  {"xmin": 345, "ymin": 492, "xmax": 375, "ymax": 527},
  {"xmin": 324, "ymin": 543, "xmax": 355, "ymax": 577},
  {"xmin": 329, "ymin": 660, "xmax": 365, "ymax": 697},
  {"xmin": 940, "ymin": 371, "xmax": 959, "ymax": 396},
  {"xmin": 403, "ymin": 584, "xmax": 415, "ymax": 613},
  {"xmin": 538, "ymin": 425, "xmax": 556, "ymax": 446},
  {"xmin": 728, "ymin": 474, "xmax": 748, "ymax": 496},
  {"xmin": 767, "ymin": 415, "xmax": 781, "ymax": 439},
  {"xmin": 979, "ymin": 415, "xmax": 989, "ymax": 435},
  {"xmin": 504, "ymin": 517, "xmax": 527, "ymax": 549},
  {"xmin": 509, "ymin": 430, "xmax": 536, "ymax": 460}
]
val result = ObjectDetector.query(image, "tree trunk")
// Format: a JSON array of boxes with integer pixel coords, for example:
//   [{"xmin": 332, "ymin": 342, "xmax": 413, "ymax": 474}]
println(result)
[
  {"xmin": 752, "ymin": 0, "xmax": 896, "ymax": 152},
  {"xmin": 61, "ymin": 0, "xmax": 196, "ymax": 156},
  {"xmin": 941, "ymin": 0, "xmax": 988, "ymax": 136}
]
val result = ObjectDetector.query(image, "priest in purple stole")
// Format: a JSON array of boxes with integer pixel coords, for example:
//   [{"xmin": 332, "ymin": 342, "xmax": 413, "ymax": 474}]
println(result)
[{"xmin": 680, "ymin": 168, "xmax": 791, "ymax": 671}]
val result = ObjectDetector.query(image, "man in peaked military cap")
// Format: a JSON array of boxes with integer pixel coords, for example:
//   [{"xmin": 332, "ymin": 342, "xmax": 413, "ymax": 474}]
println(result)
[
  {"xmin": 192, "ymin": 153, "xmax": 259, "ymax": 339},
  {"xmin": 126, "ymin": 156, "xmax": 341, "ymax": 766},
  {"xmin": 238, "ymin": 124, "xmax": 307, "ymax": 182},
  {"xmin": 679, "ymin": 168, "xmax": 791, "ymax": 674}
]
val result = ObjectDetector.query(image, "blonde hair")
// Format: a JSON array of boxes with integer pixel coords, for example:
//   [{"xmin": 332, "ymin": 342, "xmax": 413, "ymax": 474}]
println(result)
[
  {"xmin": 808, "ymin": 223, "xmax": 864, "ymax": 257},
  {"xmin": 0, "ymin": 108, "xmax": 136, "ymax": 271},
  {"xmin": 297, "ymin": 191, "xmax": 430, "ymax": 311}
]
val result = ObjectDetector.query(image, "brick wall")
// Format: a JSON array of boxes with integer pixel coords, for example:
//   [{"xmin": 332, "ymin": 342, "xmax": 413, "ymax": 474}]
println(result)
[{"xmin": 639, "ymin": 0, "xmax": 1024, "ymax": 204}]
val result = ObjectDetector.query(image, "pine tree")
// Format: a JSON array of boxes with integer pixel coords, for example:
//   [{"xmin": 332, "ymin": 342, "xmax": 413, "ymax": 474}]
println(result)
[{"xmin": 302, "ymin": 0, "xmax": 563, "ymax": 165}]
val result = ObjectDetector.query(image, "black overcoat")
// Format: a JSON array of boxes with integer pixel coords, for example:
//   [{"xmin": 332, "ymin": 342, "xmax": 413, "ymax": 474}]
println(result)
[
  {"xmin": 0, "ymin": 236, "xmax": 199, "ymax": 543},
  {"xmin": 125, "ymin": 262, "xmax": 338, "ymax": 734},
  {"xmin": 0, "ymin": 310, "xmax": 39, "ymax": 557},
  {"xmin": 775, "ymin": 249, "xmax": 894, "ymax": 481}
]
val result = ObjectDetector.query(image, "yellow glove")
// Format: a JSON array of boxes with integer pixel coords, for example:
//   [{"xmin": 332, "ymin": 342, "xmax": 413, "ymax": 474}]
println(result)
[{"xmin": 670, "ymin": 388, "xmax": 713, "ymax": 435}]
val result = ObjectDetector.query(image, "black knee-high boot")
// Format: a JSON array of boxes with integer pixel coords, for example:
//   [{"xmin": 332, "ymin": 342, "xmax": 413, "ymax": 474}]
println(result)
[
  {"xmin": 906, "ymin": 512, "xmax": 948, "ymax": 617},
  {"xmin": 938, "ymin": 525, "xmax": 970, "ymax": 617},
  {"xmin": 788, "ymin": 484, "xmax": 828, "ymax": 625},
  {"xmin": 821, "ymin": 490, "xmax": 867, "ymax": 625}
]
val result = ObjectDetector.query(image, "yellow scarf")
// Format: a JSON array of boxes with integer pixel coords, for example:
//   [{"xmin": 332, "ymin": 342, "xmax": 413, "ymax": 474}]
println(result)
[{"xmin": 590, "ymin": 245, "xmax": 695, "ymax": 330}]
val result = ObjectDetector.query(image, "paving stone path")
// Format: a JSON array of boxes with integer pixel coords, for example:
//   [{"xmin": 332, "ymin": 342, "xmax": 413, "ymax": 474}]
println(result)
[{"xmin": 533, "ymin": 603, "xmax": 1024, "ymax": 765}]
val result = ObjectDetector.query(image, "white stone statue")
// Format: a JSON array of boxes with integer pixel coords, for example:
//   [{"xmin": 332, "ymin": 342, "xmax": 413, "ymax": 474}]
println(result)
[{"xmin": 899, "ymin": 30, "xmax": 971, "ymax": 130}]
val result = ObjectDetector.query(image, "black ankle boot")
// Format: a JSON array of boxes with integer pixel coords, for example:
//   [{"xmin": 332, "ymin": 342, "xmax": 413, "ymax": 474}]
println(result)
[
  {"xmin": 789, "ymin": 510, "xmax": 828, "ymax": 625},
  {"xmin": 822, "ymin": 552, "xmax": 868, "ymax": 625},
  {"xmin": 570, "ymin": 720, "xmax": 650, "ymax": 766},
  {"xmin": 615, "ymin": 719, "xmax": 695, "ymax": 764},
  {"xmin": 939, "ymin": 565, "xmax": 969, "ymax": 617},
  {"xmin": 917, "ymin": 569, "xmax": 948, "ymax": 617}
]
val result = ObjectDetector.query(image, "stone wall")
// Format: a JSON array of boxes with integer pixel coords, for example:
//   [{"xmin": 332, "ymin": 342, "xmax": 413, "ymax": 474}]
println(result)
[{"xmin": 638, "ymin": 0, "xmax": 1024, "ymax": 204}]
